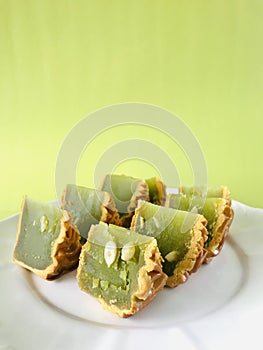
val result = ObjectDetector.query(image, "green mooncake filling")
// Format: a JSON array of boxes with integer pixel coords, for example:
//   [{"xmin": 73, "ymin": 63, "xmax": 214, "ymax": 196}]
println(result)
[
  {"xmin": 77, "ymin": 222, "xmax": 167, "ymax": 317},
  {"xmin": 166, "ymin": 193, "xmax": 234, "ymax": 260},
  {"xmin": 179, "ymin": 185, "xmax": 231, "ymax": 202},
  {"xmin": 61, "ymin": 184, "xmax": 119, "ymax": 242},
  {"xmin": 100, "ymin": 174, "xmax": 149, "ymax": 226},
  {"xmin": 131, "ymin": 200, "xmax": 208, "ymax": 287},
  {"xmin": 14, "ymin": 198, "xmax": 64, "ymax": 270},
  {"xmin": 145, "ymin": 177, "xmax": 166, "ymax": 205},
  {"xmin": 167, "ymin": 194, "xmax": 220, "ymax": 231},
  {"xmin": 13, "ymin": 196, "xmax": 81, "ymax": 279}
]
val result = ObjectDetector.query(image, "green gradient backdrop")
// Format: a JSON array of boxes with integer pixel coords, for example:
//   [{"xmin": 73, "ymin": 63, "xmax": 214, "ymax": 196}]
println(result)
[{"xmin": 1, "ymin": 0, "xmax": 263, "ymax": 219}]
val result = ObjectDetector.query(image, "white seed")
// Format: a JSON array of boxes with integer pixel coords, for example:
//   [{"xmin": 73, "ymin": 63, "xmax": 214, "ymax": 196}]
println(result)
[
  {"xmin": 104, "ymin": 240, "xmax": 117, "ymax": 267},
  {"xmin": 139, "ymin": 216, "xmax": 144, "ymax": 229},
  {"xmin": 40, "ymin": 215, "xmax": 49, "ymax": 232},
  {"xmin": 165, "ymin": 250, "xmax": 178, "ymax": 262},
  {"xmin": 121, "ymin": 242, "xmax": 135, "ymax": 261}
]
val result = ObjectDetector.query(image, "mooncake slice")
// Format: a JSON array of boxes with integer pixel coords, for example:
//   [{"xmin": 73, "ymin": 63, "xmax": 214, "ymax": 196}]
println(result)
[
  {"xmin": 165, "ymin": 194, "xmax": 234, "ymax": 262},
  {"xmin": 61, "ymin": 184, "xmax": 120, "ymax": 242},
  {"xmin": 131, "ymin": 200, "xmax": 208, "ymax": 288},
  {"xmin": 179, "ymin": 185, "xmax": 231, "ymax": 205},
  {"xmin": 99, "ymin": 174, "xmax": 149, "ymax": 227},
  {"xmin": 13, "ymin": 196, "xmax": 81, "ymax": 279},
  {"xmin": 77, "ymin": 222, "xmax": 167, "ymax": 318},
  {"xmin": 145, "ymin": 177, "xmax": 166, "ymax": 205}
]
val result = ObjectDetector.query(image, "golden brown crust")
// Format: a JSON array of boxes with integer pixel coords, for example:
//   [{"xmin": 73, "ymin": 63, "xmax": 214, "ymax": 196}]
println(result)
[
  {"xmin": 47, "ymin": 211, "xmax": 82, "ymax": 279},
  {"xmin": 100, "ymin": 192, "xmax": 121, "ymax": 226},
  {"xmin": 204, "ymin": 202, "xmax": 234, "ymax": 263},
  {"xmin": 166, "ymin": 215, "xmax": 208, "ymax": 288},
  {"xmin": 93, "ymin": 239, "xmax": 167, "ymax": 318},
  {"xmin": 153, "ymin": 177, "xmax": 167, "ymax": 206},
  {"xmin": 221, "ymin": 186, "xmax": 231, "ymax": 204},
  {"xmin": 128, "ymin": 180, "xmax": 149, "ymax": 214},
  {"xmin": 120, "ymin": 180, "xmax": 149, "ymax": 227},
  {"xmin": 13, "ymin": 198, "xmax": 81, "ymax": 280}
]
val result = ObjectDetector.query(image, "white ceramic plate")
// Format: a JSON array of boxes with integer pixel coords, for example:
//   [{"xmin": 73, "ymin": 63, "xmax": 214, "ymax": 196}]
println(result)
[{"xmin": 1, "ymin": 200, "xmax": 263, "ymax": 350}]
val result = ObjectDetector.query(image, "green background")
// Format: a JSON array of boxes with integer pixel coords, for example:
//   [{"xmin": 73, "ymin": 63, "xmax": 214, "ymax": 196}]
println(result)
[{"xmin": 1, "ymin": 0, "xmax": 263, "ymax": 219}]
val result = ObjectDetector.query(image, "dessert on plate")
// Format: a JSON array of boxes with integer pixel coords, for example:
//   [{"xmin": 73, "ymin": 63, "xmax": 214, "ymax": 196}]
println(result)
[
  {"xmin": 165, "ymin": 193, "xmax": 234, "ymax": 262},
  {"xmin": 61, "ymin": 184, "xmax": 120, "ymax": 242},
  {"xmin": 77, "ymin": 222, "xmax": 167, "ymax": 317},
  {"xmin": 131, "ymin": 200, "xmax": 208, "ymax": 288},
  {"xmin": 99, "ymin": 174, "xmax": 149, "ymax": 227},
  {"xmin": 179, "ymin": 185, "xmax": 232, "ymax": 205},
  {"xmin": 13, "ymin": 196, "xmax": 81, "ymax": 279}
]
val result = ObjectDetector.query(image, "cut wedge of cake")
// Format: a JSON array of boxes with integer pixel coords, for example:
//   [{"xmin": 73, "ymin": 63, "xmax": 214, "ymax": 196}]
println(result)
[
  {"xmin": 166, "ymin": 193, "xmax": 234, "ymax": 262},
  {"xmin": 100, "ymin": 174, "xmax": 149, "ymax": 227},
  {"xmin": 131, "ymin": 200, "xmax": 208, "ymax": 288},
  {"xmin": 13, "ymin": 196, "xmax": 81, "ymax": 279},
  {"xmin": 61, "ymin": 184, "xmax": 120, "ymax": 242},
  {"xmin": 77, "ymin": 222, "xmax": 167, "ymax": 317}
]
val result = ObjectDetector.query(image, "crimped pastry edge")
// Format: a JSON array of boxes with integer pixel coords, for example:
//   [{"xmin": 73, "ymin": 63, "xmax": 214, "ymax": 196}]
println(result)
[
  {"xmin": 13, "ymin": 196, "xmax": 81, "ymax": 280},
  {"xmin": 120, "ymin": 179, "xmax": 149, "ymax": 227},
  {"xmin": 100, "ymin": 192, "xmax": 121, "ymax": 226},
  {"xmin": 77, "ymin": 237, "xmax": 167, "ymax": 318},
  {"xmin": 165, "ymin": 214, "xmax": 208, "ymax": 288},
  {"xmin": 204, "ymin": 201, "xmax": 234, "ymax": 263},
  {"xmin": 148, "ymin": 177, "xmax": 167, "ymax": 206}
]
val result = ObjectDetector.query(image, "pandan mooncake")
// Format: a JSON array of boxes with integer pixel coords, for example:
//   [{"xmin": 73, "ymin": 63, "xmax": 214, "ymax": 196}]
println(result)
[
  {"xmin": 13, "ymin": 196, "xmax": 81, "ymax": 279},
  {"xmin": 61, "ymin": 184, "xmax": 120, "ymax": 242},
  {"xmin": 179, "ymin": 185, "xmax": 232, "ymax": 205},
  {"xmin": 165, "ymin": 193, "xmax": 234, "ymax": 262},
  {"xmin": 131, "ymin": 200, "xmax": 208, "ymax": 288},
  {"xmin": 99, "ymin": 174, "xmax": 149, "ymax": 227},
  {"xmin": 145, "ymin": 177, "xmax": 166, "ymax": 205},
  {"xmin": 77, "ymin": 222, "xmax": 167, "ymax": 318}
]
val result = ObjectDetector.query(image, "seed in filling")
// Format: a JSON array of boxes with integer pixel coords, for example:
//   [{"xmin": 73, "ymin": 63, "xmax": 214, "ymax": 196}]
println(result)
[
  {"xmin": 104, "ymin": 240, "xmax": 117, "ymax": 267},
  {"xmin": 131, "ymin": 200, "xmax": 208, "ymax": 287},
  {"xmin": 77, "ymin": 222, "xmax": 167, "ymax": 317},
  {"xmin": 13, "ymin": 196, "xmax": 81, "ymax": 279}
]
